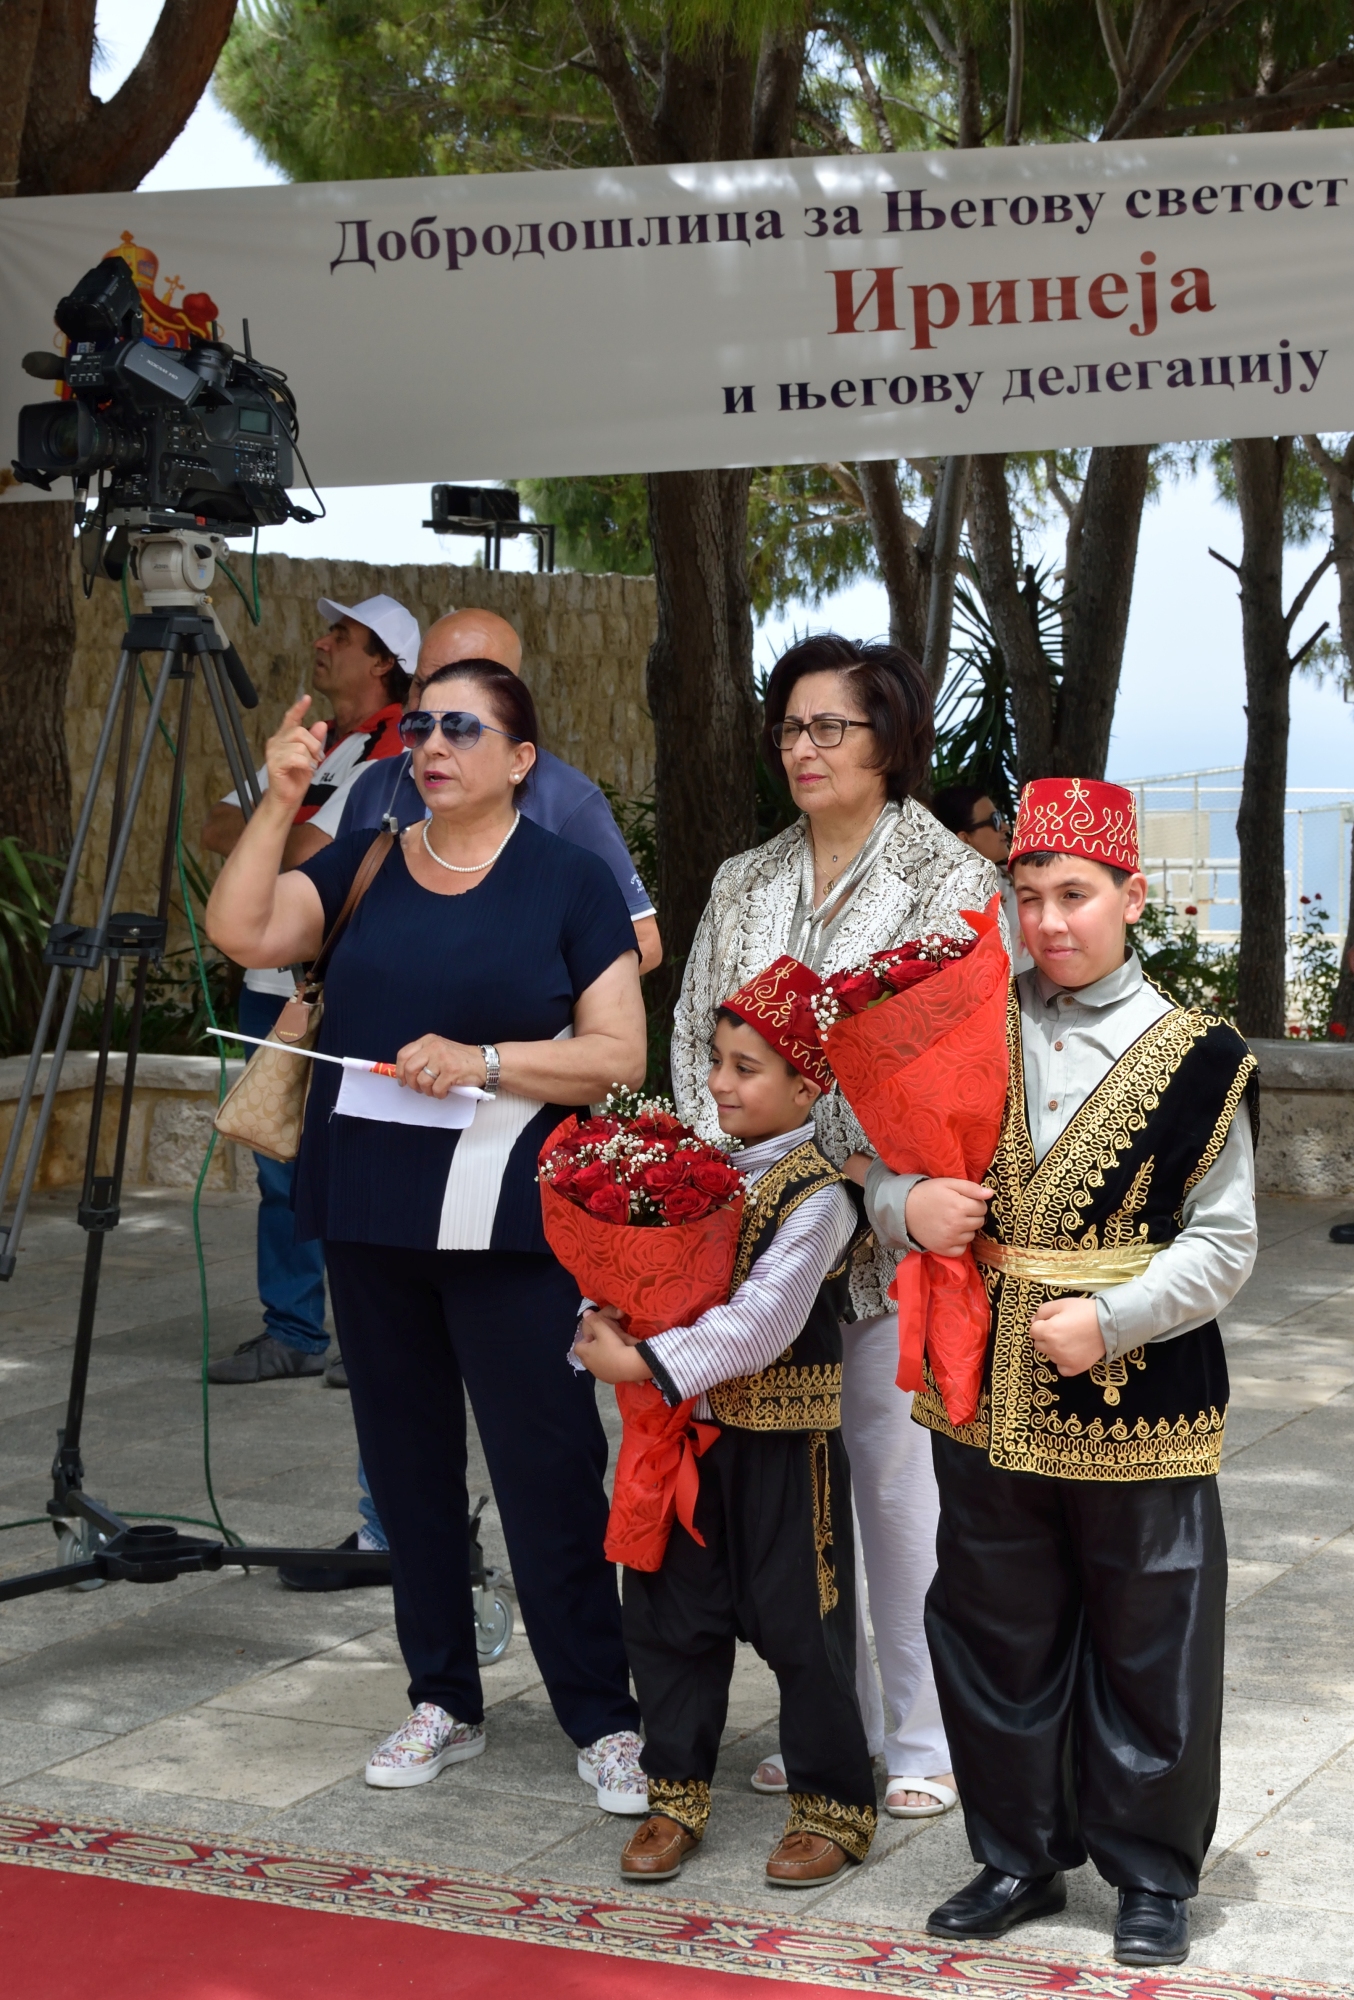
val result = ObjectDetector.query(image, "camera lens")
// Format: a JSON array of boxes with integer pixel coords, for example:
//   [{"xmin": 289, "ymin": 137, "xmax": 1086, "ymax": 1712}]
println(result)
[{"xmin": 42, "ymin": 406, "xmax": 81, "ymax": 465}]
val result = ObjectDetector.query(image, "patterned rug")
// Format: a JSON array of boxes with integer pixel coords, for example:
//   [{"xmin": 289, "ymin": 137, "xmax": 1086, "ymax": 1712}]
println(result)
[{"xmin": 0, "ymin": 1808, "xmax": 1341, "ymax": 2000}]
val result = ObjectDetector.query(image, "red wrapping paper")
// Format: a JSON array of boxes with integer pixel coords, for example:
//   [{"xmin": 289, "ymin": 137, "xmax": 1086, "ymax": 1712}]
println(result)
[
  {"xmin": 823, "ymin": 896, "xmax": 1009, "ymax": 1425},
  {"xmin": 538, "ymin": 1117, "xmax": 743, "ymax": 1569}
]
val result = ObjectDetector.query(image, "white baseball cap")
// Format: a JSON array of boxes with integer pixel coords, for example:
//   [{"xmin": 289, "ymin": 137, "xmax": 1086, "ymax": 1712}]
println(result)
[{"xmin": 317, "ymin": 594, "xmax": 421, "ymax": 676}]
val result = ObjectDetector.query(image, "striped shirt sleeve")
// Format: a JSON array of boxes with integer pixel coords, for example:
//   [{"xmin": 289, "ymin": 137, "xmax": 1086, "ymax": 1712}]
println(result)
[{"xmin": 643, "ymin": 1182, "xmax": 857, "ymax": 1405}]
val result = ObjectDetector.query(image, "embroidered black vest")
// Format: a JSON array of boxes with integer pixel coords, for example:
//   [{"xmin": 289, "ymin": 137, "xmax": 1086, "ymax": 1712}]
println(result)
[
  {"xmin": 707, "ymin": 1137, "xmax": 854, "ymax": 1432},
  {"xmin": 913, "ymin": 988, "xmax": 1256, "ymax": 1482}
]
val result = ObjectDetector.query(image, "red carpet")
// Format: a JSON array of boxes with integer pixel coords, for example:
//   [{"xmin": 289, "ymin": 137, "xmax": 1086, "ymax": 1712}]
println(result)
[{"xmin": 0, "ymin": 1810, "xmax": 1341, "ymax": 2000}]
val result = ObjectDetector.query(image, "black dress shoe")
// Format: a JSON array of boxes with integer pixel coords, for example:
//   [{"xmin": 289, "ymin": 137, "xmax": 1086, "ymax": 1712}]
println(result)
[
  {"xmin": 278, "ymin": 1532, "xmax": 390, "ymax": 1592},
  {"xmin": 324, "ymin": 1355, "xmax": 349, "ymax": 1389},
  {"xmin": 1330, "ymin": 1221, "xmax": 1354, "ymax": 1244},
  {"xmin": 1114, "ymin": 1889, "xmax": 1189, "ymax": 1965},
  {"xmin": 927, "ymin": 1866, "xmax": 1066, "ymax": 1938}
]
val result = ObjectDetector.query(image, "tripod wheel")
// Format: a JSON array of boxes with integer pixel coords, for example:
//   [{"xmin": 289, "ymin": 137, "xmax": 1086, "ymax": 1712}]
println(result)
[
  {"xmin": 474, "ymin": 1588, "xmax": 513, "ymax": 1664},
  {"xmin": 55, "ymin": 1519, "xmax": 109, "ymax": 1592}
]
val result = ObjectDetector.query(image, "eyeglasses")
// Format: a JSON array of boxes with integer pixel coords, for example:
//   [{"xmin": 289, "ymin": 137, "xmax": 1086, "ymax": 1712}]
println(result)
[
  {"xmin": 397, "ymin": 709, "xmax": 522, "ymax": 749},
  {"xmin": 965, "ymin": 810, "xmax": 1010, "ymax": 834},
  {"xmin": 771, "ymin": 716, "xmax": 873, "ymax": 750}
]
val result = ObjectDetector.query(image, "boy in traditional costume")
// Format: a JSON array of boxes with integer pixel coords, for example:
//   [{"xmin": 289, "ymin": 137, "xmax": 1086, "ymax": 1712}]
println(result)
[
  {"xmin": 865, "ymin": 779, "xmax": 1257, "ymax": 1968},
  {"xmin": 574, "ymin": 959, "xmax": 877, "ymax": 1888}
]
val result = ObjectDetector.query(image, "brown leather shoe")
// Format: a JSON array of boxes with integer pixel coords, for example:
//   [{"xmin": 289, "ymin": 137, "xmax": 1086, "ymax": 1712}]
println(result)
[
  {"xmin": 620, "ymin": 1814, "xmax": 700, "ymax": 1881},
  {"xmin": 765, "ymin": 1831, "xmax": 851, "ymax": 1887}
]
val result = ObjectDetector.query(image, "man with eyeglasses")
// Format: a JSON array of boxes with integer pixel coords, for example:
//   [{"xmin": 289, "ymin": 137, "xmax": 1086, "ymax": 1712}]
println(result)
[
  {"xmin": 202, "ymin": 593, "xmax": 421, "ymax": 1386},
  {"xmin": 931, "ymin": 784, "xmax": 1031, "ymax": 974}
]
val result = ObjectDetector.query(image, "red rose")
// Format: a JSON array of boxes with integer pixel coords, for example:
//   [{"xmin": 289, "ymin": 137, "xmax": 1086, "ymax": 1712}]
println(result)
[
  {"xmin": 1330, "ymin": 1021, "xmax": 1348, "ymax": 1039},
  {"xmin": 690, "ymin": 1159, "xmax": 741, "ymax": 1198},
  {"xmin": 661, "ymin": 1187, "xmax": 715, "ymax": 1221},
  {"xmin": 574, "ymin": 1116, "xmax": 620, "ymax": 1142},
  {"xmin": 786, "ymin": 994, "xmax": 823, "ymax": 1044},
  {"xmin": 549, "ymin": 1162, "xmax": 578, "ymax": 1194},
  {"xmin": 571, "ymin": 1160, "xmax": 615, "ymax": 1196},
  {"xmin": 830, "ymin": 968, "xmax": 886, "ymax": 1014},
  {"xmin": 585, "ymin": 1183, "xmax": 631, "ymax": 1223},
  {"xmin": 641, "ymin": 1159, "xmax": 687, "ymax": 1195},
  {"xmin": 880, "ymin": 957, "xmax": 941, "ymax": 994}
]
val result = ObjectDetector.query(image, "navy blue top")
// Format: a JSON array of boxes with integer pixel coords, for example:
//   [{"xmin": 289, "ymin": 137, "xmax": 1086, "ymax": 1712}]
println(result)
[
  {"xmin": 292, "ymin": 819, "xmax": 636, "ymax": 1253},
  {"xmin": 336, "ymin": 748, "xmax": 655, "ymax": 920}
]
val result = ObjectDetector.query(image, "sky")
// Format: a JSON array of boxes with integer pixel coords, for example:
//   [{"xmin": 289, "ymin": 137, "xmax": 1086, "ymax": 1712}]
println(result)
[{"xmin": 95, "ymin": 1, "xmax": 1354, "ymax": 797}]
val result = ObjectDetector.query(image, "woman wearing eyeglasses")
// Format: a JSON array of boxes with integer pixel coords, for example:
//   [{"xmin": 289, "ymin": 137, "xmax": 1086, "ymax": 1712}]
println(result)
[
  {"xmin": 206, "ymin": 658, "xmax": 650, "ymax": 1808},
  {"xmin": 930, "ymin": 785, "xmax": 1031, "ymax": 974},
  {"xmin": 670, "ymin": 633, "xmax": 1000, "ymax": 1824}
]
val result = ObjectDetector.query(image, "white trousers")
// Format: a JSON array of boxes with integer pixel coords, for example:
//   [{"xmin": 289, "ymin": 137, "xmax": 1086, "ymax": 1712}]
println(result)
[{"xmin": 842, "ymin": 1312, "xmax": 952, "ymax": 1779}]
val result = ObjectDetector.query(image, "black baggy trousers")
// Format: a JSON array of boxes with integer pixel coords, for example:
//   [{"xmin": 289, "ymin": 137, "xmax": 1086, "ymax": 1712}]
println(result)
[
  {"xmin": 325, "ymin": 1241, "xmax": 640, "ymax": 1747},
  {"xmin": 622, "ymin": 1425, "xmax": 876, "ymax": 1854},
  {"xmin": 926, "ymin": 1432, "xmax": 1227, "ymax": 1898}
]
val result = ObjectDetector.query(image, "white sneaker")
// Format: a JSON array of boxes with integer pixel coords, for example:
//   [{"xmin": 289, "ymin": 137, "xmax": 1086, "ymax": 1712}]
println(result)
[
  {"xmin": 364, "ymin": 1704, "xmax": 486, "ymax": 1788},
  {"xmin": 577, "ymin": 1729, "xmax": 649, "ymax": 1815}
]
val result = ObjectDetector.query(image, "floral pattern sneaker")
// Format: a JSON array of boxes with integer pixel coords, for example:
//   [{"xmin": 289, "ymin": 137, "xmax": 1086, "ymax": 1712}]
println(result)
[
  {"xmin": 578, "ymin": 1730, "xmax": 649, "ymax": 1815},
  {"xmin": 364, "ymin": 1704, "xmax": 486, "ymax": 1789}
]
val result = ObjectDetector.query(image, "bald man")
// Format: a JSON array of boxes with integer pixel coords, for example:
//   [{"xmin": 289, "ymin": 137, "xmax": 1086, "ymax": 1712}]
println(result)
[{"xmin": 329, "ymin": 609, "xmax": 660, "ymax": 973}]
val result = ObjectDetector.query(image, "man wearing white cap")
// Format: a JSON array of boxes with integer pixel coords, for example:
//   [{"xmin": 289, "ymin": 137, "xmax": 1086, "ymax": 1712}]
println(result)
[{"xmin": 201, "ymin": 593, "xmax": 421, "ymax": 1383}]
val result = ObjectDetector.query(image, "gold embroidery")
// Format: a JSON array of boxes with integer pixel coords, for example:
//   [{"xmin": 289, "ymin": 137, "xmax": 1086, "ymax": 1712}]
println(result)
[
  {"xmin": 809, "ymin": 1431, "xmax": 838, "ymax": 1616},
  {"xmin": 1181, "ymin": 1045, "xmax": 1258, "ymax": 1202},
  {"xmin": 920, "ymin": 987, "xmax": 1236, "ymax": 1480},
  {"xmin": 707, "ymin": 1363, "xmax": 842, "ymax": 1431},
  {"xmin": 647, "ymin": 1776, "xmax": 711, "ymax": 1837},
  {"xmin": 728, "ymin": 1139, "xmax": 842, "ymax": 1295},
  {"xmin": 1088, "ymin": 1345, "xmax": 1148, "ymax": 1406},
  {"xmin": 784, "ymin": 1793, "xmax": 876, "ymax": 1862},
  {"xmin": 1100, "ymin": 1157, "xmax": 1154, "ymax": 1247}
]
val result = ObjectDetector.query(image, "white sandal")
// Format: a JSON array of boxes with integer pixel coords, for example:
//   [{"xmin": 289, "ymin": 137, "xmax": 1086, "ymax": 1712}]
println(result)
[
  {"xmin": 750, "ymin": 1752, "xmax": 787, "ymax": 1794},
  {"xmin": 884, "ymin": 1774, "xmax": 958, "ymax": 1819}
]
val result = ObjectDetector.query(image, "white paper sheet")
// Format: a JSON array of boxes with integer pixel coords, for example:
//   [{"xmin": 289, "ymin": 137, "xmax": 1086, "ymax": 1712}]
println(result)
[{"xmin": 334, "ymin": 1067, "xmax": 483, "ymax": 1131}]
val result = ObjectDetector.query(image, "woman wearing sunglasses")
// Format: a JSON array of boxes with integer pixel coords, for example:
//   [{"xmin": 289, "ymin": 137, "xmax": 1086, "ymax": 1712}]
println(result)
[
  {"xmin": 207, "ymin": 658, "xmax": 649, "ymax": 1808},
  {"xmin": 670, "ymin": 633, "xmax": 1000, "ymax": 1825}
]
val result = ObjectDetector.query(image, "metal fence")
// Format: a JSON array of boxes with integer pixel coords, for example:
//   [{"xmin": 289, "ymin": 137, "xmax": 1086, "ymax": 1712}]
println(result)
[{"xmin": 1119, "ymin": 766, "xmax": 1354, "ymax": 943}]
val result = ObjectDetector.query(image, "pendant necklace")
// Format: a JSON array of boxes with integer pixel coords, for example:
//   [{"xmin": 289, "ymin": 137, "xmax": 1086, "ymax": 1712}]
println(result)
[{"xmin": 422, "ymin": 812, "xmax": 520, "ymax": 874}]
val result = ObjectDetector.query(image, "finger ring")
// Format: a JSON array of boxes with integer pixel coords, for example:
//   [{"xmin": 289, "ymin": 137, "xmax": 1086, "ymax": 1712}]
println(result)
[{"xmin": 421, "ymin": 1065, "xmax": 438, "ymax": 1079}]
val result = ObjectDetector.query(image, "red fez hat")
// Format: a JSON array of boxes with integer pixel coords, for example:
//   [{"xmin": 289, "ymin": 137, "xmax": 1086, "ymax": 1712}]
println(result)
[
  {"xmin": 721, "ymin": 957, "xmax": 834, "ymax": 1092},
  {"xmin": 1008, "ymin": 777, "xmax": 1140, "ymax": 874}
]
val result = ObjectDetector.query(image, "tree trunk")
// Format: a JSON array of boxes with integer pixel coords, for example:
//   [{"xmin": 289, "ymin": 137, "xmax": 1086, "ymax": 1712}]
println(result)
[
  {"xmin": 966, "ymin": 453, "xmax": 1054, "ymax": 781},
  {"xmin": 1056, "ymin": 443, "xmax": 1151, "ymax": 774},
  {"xmin": 921, "ymin": 453, "xmax": 971, "ymax": 693},
  {"xmin": 1331, "ymin": 825, "xmax": 1354, "ymax": 1038},
  {"xmin": 644, "ymin": 466, "xmax": 758, "ymax": 1002},
  {"xmin": 856, "ymin": 459, "xmax": 926, "ymax": 658},
  {"xmin": 1231, "ymin": 436, "xmax": 1294, "ymax": 1040},
  {"xmin": 0, "ymin": 502, "xmax": 76, "ymax": 855}
]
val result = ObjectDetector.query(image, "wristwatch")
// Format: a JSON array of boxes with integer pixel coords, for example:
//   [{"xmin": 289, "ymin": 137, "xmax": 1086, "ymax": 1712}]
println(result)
[{"xmin": 479, "ymin": 1043, "xmax": 501, "ymax": 1097}]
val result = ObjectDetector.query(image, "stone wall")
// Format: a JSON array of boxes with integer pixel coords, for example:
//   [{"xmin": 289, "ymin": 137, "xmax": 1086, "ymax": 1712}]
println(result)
[
  {"xmin": 0, "ymin": 1053, "xmax": 247, "ymax": 1192},
  {"xmin": 1250, "ymin": 1039, "xmax": 1354, "ymax": 1196},
  {"xmin": 67, "ymin": 556, "xmax": 657, "ymax": 946}
]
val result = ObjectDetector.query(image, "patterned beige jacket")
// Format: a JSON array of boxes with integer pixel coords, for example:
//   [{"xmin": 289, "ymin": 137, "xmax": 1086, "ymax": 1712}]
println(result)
[{"xmin": 671, "ymin": 800, "xmax": 1000, "ymax": 1321}]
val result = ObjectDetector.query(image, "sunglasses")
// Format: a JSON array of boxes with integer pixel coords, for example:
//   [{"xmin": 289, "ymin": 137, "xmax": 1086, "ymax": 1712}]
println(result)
[
  {"xmin": 966, "ymin": 810, "xmax": 1010, "ymax": 834},
  {"xmin": 397, "ymin": 709, "xmax": 522, "ymax": 749}
]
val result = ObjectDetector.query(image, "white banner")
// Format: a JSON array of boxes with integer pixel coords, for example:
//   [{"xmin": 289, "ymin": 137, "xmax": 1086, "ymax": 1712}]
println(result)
[{"xmin": 1, "ymin": 130, "xmax": 1351, "ymax": 493}]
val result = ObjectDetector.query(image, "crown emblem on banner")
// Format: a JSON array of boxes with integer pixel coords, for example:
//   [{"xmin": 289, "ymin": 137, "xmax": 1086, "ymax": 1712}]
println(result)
[{"xmin": 104, "ymin": 229, "xmax": 219, "ymax": 350}]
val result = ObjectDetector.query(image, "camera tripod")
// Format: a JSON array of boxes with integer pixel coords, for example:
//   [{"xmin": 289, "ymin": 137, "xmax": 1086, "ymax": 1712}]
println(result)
[{"xmin": 0, "ymin": 525, "xmax": 395, "ymax": 1604}]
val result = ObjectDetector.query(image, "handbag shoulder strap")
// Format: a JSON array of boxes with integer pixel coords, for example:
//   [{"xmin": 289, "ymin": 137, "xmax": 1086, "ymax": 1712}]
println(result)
[{"xmin": 306, "ymin": 830, "xmax": 394, "ymax": 989}]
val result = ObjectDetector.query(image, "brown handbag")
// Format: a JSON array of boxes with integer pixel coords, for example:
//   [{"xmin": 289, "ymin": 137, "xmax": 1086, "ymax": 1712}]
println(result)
[{"xmin": 213, "ymin": 831, "xmax": 394, "ymax": 1164}]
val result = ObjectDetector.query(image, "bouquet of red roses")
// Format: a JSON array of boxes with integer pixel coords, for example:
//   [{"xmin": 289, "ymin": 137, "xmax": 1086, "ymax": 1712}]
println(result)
[
  {"xmin": 807, "ymin": 895, "xmax": 1009, "ymax": 1426},
  {"xmin": 539, "ymin": 1091, "xmax": 745, "ymax": 1570}
]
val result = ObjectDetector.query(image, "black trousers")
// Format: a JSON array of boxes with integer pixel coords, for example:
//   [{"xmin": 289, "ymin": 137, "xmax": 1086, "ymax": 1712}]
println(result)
[
  {"xmin": 325, "ymin": 1241, "xmax": 640, "ymax": 1745},
  {"xmin": 623, "ymin": 1425, "xmax": 877, "ymax": 1860},
  {"xmin": 926, "ymin": 1433, "xmax": 1227, "ymax": 1898}
]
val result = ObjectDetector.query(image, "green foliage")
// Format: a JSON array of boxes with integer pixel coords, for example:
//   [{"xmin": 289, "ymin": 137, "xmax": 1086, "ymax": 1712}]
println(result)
[
  {"xmin": 0, "ymin": 841, "xmax": 61, "ymax": 1058},
  {"xmin": 1288, "ymin": 892, "xmax": 1340, "ymax": 1040},
  {"xmin": 931, "ymin": 562, "xmax": 1062, "ymax": 813},
  {"xmin": 1209, "ymin": 438, "xmax": 1331, "ymax": 546},
  {"xmin": 599, "ymin": 782, "xmax": 658, "ymax": 898},
  {"xmin": 1135, "ymin": 901, "xmax": 1240, "ymax": 1019}
]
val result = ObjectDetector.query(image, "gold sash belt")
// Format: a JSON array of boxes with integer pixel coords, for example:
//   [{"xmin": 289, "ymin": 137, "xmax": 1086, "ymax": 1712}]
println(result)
[{"xmin": 973, "ymin": 1234, "xmax": 1164, "ymax": 1292}]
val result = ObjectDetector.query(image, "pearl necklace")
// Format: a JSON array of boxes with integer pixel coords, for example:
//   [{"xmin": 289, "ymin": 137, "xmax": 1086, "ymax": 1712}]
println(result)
[{"xmin": 421, "ymin": 812, "xmax": 520, "ymax": 874}]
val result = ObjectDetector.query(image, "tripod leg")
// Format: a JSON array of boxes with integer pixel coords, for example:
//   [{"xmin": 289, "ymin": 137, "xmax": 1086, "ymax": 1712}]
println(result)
[
  {"xmin": 0, "ymin": 651, "xmax": 136, "ymax": 1241},
  {"xmin": 199, "ymin": 647, "xmax": 258, "ymax": 816},
  {"xmin": 0, "ymin": 643, "xmax": 176, "ymax": 1279},
  {"xmin": 56, "ymin": 648, "xmax": 200, "ymax": 1497}
]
